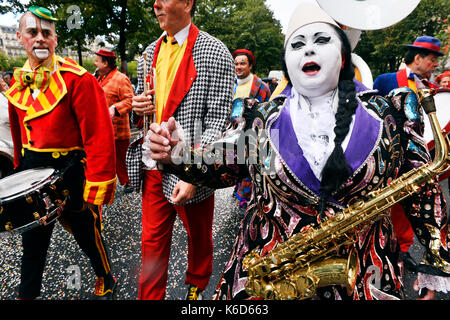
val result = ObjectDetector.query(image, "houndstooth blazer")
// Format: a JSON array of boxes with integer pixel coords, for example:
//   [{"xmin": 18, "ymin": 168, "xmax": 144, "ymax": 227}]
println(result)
[{"xmin": 127, "ymin": 24, "xmax": 235, "ymax": 204}]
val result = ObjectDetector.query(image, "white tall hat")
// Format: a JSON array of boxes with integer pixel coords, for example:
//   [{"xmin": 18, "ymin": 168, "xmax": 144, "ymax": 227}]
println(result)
[{"xmin": 284, "ymin": 1, "xmax": 339, "ymax": 47}]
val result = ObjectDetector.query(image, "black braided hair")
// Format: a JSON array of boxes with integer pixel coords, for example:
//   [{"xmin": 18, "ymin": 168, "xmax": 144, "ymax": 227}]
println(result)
[
  {"xmin": 282, "ymin": 25, "xmax": 358, "ymax": 215},
  {"xmin": 320, "ymin": 26, "xmax": 357, "ymax": 214}
]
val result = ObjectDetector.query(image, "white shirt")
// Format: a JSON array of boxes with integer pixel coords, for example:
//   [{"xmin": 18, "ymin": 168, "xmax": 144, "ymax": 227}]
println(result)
[
  {"xmin": 161, "ymin": 23, "xmax": 191, "ymax": 47},
  {"xmin": 236, "ymin": 74, "xmax": 253, "ymax": 86}
]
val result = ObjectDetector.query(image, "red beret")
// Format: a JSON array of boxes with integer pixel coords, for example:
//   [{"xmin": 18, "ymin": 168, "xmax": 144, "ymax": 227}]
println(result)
[
  {"xmin": 436, "ymin": 70, "xmax": 450, "ymax": 83},
  {"xmin": 95, "ymin": 49, "xmax": 116, "ymax": 58},
  {"xmin": 233, "ymin": 49, "xmax": 255, "ymax": 65}
]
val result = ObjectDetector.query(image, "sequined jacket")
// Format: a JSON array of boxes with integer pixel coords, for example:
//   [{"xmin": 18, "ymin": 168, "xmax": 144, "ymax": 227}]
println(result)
[{"xmin": 163, "ymin": 80, "xmax": 450, "ymax": 300}]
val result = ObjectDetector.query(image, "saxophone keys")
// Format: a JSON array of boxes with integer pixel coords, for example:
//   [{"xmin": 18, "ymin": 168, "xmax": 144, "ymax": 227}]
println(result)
[
  {"xmin": 294, "ymin": 275, "xmax": 318, "ymax": 300},
  {"xmin": 261, "ymin": 282, "xmax": 277, "ymax": 300},
  {"xmin": 352, "ymin": 200, "xmax": 365, "ymax": 210},
  {"xmin": 277, "ymin": 280, "xmax": 298, "ymax": 300},
  {"xmin": 242, "ymin": 249, "xmax": 261, "ymax": 271}
]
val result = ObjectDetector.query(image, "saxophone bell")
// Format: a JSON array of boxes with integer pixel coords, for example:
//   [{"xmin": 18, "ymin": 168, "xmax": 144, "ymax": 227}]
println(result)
[{"xmin": 245, "ymin": 248, "xmax": 359, "ymax": 300}]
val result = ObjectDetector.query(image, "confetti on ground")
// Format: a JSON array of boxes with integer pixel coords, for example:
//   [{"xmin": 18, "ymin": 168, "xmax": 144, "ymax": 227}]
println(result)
[{"xmin": 0, "ymin": 186, "xmax": 243, "ymax": 300}]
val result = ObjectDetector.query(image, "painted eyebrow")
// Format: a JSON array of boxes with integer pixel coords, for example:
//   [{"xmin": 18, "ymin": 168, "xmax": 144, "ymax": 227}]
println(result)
[
  {"xmin": 314, "ymin": 32, "xmax": 330, "ymax": 37},
  {"xmin": 293, "ymin": 31, "xmax": 330, "ymax": 39},
  {"xmin": 292, "ymin": 34, "xmax": 305, "ymax": 40},
  {"xmin": 24, "ymin": 27, "xmax": 53, "ymax": 33}
]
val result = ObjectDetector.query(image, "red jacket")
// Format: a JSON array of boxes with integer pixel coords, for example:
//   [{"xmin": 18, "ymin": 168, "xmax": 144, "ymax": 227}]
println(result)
[{"xmin": 5, "ymin": 56, "xmax": 117, "ymax": 205}]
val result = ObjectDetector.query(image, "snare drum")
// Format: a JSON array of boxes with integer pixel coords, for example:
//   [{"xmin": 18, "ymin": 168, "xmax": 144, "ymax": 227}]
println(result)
[{"xmin": 0, "ymin": 168, "xmax": 69, "ymax": 236}]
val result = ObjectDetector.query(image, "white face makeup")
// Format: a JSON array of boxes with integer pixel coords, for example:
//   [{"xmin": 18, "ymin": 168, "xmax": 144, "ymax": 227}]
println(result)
[
  {"xmin": 40, "ymin": 19, "xmax": 53, "ymax": 31},
  {"xmin": 34, "ymin": 19, "xmax": 53, "ymax": 60},
  {"xmin": 285, "ymin": 22, "xmax": 343, "ymax": 98},
  {"xmin": 34, "ymin": 49, "xmax": 50, "ymax": 59},
  {"xmin": 17, "ymin": 13, "xmax": 57, "ymax": 68},
  {"xmin": 25, "ymin": 15, "xmax": 37, "ymax": 29}
]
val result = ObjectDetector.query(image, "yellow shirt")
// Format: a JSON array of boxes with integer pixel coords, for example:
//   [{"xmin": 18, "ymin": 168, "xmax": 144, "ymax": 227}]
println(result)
[
  {"xmin": 155, "ymin": 36, "xmax": 188, "ymax": 124},
  {"xmin": 233, "ymin": 78, "xmax": 253, "ymax": 100}
]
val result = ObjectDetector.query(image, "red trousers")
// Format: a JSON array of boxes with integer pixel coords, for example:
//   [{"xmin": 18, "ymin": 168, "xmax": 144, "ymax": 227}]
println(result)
[
  {"xmin": 138, "ymin": 170, "xmax": 215, "ymax": 300},
  {"xmin": 390, "ymin": 203, "xmax": 414, "ymax": 252},
  {"xmin": 115, "ymin": 139, "xmax": 130, "ymax": 185}
]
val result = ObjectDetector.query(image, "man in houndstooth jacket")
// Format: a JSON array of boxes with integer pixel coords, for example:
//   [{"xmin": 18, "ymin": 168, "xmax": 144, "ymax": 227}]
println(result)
[{"xmin": 130, "ymin": 0, "xmax": 234, "ymax": 300}]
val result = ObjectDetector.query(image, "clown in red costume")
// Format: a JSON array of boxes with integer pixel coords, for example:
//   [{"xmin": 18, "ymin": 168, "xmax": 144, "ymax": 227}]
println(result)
[{"xmin": 5, "ymin": 6, "xmax": 118, "ymax": 300}]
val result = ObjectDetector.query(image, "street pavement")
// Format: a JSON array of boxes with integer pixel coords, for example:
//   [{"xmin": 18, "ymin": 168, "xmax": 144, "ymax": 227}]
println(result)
[
  {"xmin": 0, "ymin": 185, "xmax": 243, "ymax": 300},
  {"xmin": 0, "ymin": 184, "xmax": 449, "ymax": 300}
]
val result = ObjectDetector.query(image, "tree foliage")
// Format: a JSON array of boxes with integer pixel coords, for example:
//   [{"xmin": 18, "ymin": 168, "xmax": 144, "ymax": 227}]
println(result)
[
  {"xmin": 194, "ymin": 0, "xmax": 284, "ymax": 77},
  {"xmin": 10, "ymin": 0, "xmax": 447, "ymax": 80},
  {"xmin": 0, "ymin": 0, "xmax": 24, "ymax": 14},
  {"xmin": 6, "ymin": 0, "xmax": 161, "ymax": 73},
  {"xmin": 355, "ymin": 0, "xmax": 449, "ymax": 78},
  {"xmin": 3, "ymin": 0, "xmax": 284, "ymax": 78}
]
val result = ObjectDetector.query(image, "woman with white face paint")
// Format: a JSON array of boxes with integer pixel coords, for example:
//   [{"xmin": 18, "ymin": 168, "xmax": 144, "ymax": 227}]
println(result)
[{"xmin": 148, "ymin": 3, "xmax": 450, "ymax": 300}]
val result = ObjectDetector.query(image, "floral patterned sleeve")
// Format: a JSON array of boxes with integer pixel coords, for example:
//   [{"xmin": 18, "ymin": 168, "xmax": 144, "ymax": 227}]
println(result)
[
  {"xmin": 393, "ymin": 87, "xmax": 450, "ymax": 280},
  {"xmin": 160, "ymin": 98, "xmax": 258, "ymax": 189}
]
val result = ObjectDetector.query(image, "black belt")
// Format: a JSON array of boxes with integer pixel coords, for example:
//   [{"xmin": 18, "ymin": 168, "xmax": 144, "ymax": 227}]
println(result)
[{"xmin": 19, "ymin": 149, "xmax": 85, "ymax": 172}]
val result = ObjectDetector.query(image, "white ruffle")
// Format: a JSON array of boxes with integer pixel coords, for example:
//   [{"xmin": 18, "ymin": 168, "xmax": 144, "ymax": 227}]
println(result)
[
  {"xmin": 289, "ymin": 88, "xmax": 355, "ymax": 181},
  {"xmin": 417, "ymin": 272, "xmax": 450, "ymax": 293}
]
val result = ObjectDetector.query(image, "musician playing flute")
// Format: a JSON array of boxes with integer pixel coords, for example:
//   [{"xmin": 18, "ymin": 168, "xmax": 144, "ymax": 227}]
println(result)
[
  {"xmin": 147, "ymin": 3, "xmax": 450, "ymax": 300},
  {"xmin": 5, "ymin": 6, "xmax": 118, "ymax": 300},
  {"xmin": 130, "ymin": 0, "xmax": 234, "ymax": 300}
]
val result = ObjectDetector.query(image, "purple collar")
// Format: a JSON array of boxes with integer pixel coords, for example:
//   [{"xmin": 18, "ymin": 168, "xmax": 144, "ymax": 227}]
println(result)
[{"xmin": 269, "ymin": 81, "xmax": 382, "ymax": 202}]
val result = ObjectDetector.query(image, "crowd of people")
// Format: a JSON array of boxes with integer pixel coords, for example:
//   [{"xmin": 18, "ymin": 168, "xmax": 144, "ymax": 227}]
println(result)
[{"xmin": 0, "ymin": 0, "xmax": 449, "ymax": 301}]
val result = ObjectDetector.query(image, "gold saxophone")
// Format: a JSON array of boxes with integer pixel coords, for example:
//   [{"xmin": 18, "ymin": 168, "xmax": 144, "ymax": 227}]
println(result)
[{"xmin": 243, "ymin": 85, "xmax": 450, "ymax": 300}]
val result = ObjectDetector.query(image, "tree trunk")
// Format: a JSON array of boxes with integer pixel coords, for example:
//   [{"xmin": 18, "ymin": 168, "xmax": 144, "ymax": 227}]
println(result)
[
  {"xmin": 77, "ymin": 39, "xmax": 83, "ymax": 66},
  {"xmin": 118, "ymin": 0, "xmax": 128, "ymax": 74}
]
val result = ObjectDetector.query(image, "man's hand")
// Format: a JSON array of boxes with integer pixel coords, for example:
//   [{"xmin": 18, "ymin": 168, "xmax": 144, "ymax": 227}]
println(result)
[
  {"xmin": 109, "ymin": 106, "xmax": 116, "ymax": 119},
  {"xmin": 171, "ymin": 180, "xmax": 197, "ymax": 205},
  {"xmin": 132, "ymin": 89, "xmax": 156, "ymax": 117},
  {"xmin": 149, "ymin": 117, "xmax": 179, "ymax": 164}
]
